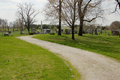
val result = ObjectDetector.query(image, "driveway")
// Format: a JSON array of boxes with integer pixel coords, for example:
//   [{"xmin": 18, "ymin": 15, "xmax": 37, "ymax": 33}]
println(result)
[{"xmin": 17, "ymin": 36, "xmax": 120, "ymax": 80}]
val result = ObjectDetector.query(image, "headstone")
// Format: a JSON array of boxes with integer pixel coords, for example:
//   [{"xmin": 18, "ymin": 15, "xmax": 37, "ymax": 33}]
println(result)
[
  {"xmin": 89, "ymin": 29, "xmax": 94, "ymax": 35},
  {"xmin": 44, "ymin": 29, "xmax": 51, "ymax": 34},
  {"xmin": 4, "ymin": 33, "xmax": 9, "ymax": 36},
  {"xmin": 84, "ymin": 29, "xmax": 88, "ymax": 34},
  {"xmin": 46, "ymin": 29, "xmax": 51, "ymax": 33},
  {"xmin": 31, "ymin": 28, "xmax": 36, "ymax": 33},
  {"xmin": 100, "ymin": 29, "xmax": 102, "ymax": 34},
  {"xmin": 65, "ymin": 29, "xmax": 71, "ymax": 34},
  {"xmin": 61, "ymin": 29, "xmax": 63, "ymax": 33},
  {"xmin": 21, "ymin": 31, "xmax": 24, "ymax": 34},
  {"xmin": 56, "ymin": 29, "xmax": 63, "ymax": 33},
  {"xmin": 8, "ymin": 31, "xmax": 11, "ymax": 34},
  {"xmin": 34, "ymin": 31, "xmax": 38, "ymax": 34}
]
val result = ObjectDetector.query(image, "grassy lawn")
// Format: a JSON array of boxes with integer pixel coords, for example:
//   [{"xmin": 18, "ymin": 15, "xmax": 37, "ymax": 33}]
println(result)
[
  {"xmin": 34, "ymin": 34, "xmax": 120, "ymax": 61},
  {"xmin": 0, "ymin": 36, "xmax": 80, "ymax": 80}
]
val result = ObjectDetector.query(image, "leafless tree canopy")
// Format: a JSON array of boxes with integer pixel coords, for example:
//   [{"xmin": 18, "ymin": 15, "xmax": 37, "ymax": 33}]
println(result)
[
  {"xmin": 62, "ymin": 0, "xmax": 78, "ymax": 39},
  {"xmin": 62, "ymin": 0, "xmax": 78, "ymax": 26},
  {"xmin": 77, "ymin": 0, "xmax": 104, "ymax": 36},
  {"xmin": 44, "ymin": 0, "xmax": 105, "ymax": 36},
  {"xmin": 17, "ymin": 3, "xmax": 39, "ymax": 33},
  {"xmin": 44, "ymin": 0, "xmax": 60, "ymax": 21},
  {"xmin": 0, "ymin": 18, "xmax": 8, "ymax": 31},
  {"xmin": 44, "ymin": 0, "xmax": 63, "ymax": 35}
]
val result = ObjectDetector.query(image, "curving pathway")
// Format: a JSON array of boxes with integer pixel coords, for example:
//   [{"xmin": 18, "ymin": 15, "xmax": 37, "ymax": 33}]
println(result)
[{"xmin": 17, "ymin": 36, "xmax": 120, "ymax": 80}]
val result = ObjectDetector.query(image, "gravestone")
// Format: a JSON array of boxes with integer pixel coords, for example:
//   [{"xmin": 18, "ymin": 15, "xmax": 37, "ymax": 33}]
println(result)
[
  {"xmin": 8, "ymin": 31, "xmax": 11, "ymax": 34},
  {"xmin": 31, "ymin": 28, "xmax": 36, "ymax": 33},
  {"xmin": 34, "ymin": 31, "xmax": 38, "ymax": 34},
  {"xmin": 56, "ymin": 29, "xmax": 64, "ymax": 33},
  {"xmin": 100, "ymin": 29, "xmax": 102, "ymax": 34},
  {"xmin": 61, "ymin": 29, "xmax": 63, "ymax": 33},
  {"xmin": 4, "ymin": 33, "xmax": 9, "ymax": 36},
  {"xmin": 65, "ymin": 29, "xmax": 71, "ymax": 34},
  {"xmin": 44, "ymin": 29, "xmax": 51, "ymax": 34},
  {"xmin": 21, "ymin": 31, "xmax": 24, "ymax": 34},
  {"xmin": 83, "ymin": 29, "xmax": 88, "ymax": 34}
]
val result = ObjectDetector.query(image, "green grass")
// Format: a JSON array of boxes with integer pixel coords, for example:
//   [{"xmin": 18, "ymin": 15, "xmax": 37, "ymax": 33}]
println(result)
[
  {"xmin": 0, "ymin": 29, "xmax": 29, "ymax": 36},
  {"xmin": 0, "ymin": 36, "xmax": 80, "ymax": 80},
  {"xmin": 34, "ymin": 33, "xmax": 120, "ymax": 61}
]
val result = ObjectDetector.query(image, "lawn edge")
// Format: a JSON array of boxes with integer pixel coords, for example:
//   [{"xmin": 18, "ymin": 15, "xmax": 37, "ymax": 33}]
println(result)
[{"xmin": 55, "ymin": 53, "xmax": 81, "ymax": 80}]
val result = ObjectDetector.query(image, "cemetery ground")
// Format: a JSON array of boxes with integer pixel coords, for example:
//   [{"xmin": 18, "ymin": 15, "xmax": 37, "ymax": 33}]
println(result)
[
  {"xmin": 18, "ymin": 35, "xmax": 120, "ymax": 80},
  {"xmin": 34, "ymin": 33, "xmax": 120, "ymax": 61},
  {"xmin": 0, "ymin": 36, "xmax": 80, "ymax": 79}
]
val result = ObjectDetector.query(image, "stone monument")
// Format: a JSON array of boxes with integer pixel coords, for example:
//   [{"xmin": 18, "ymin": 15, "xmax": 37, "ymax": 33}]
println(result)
[{"xmin": 40, "ymin": 21, "xmax": 44, "ymax": 34}]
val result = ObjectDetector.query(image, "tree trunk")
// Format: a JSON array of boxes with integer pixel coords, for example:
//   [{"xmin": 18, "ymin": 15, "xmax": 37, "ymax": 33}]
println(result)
[
  {"xmin": 28, "ymin": 22, "xmax": 30, "ymax": 34},
  {"xmin": 78, "ymin": 19, "xmax": 83, "ymax": 36},
  {"xmin": 58, "ymin": 0, "xmax": 61, "ymax": 36},
  {"xmin": 13, "ymin": 27, "xmax": 14, "ymax": 32},
  {"xmin": 28, "ymin": 28, "xmax": 30, "ymax": 34},
  {"xmin": 72, "ymin": 25, "xmax": 75, "ymax": 40},
  {"xmin": 8, "ymin": 26, "xmax": 9, "ymax": 32},
  {"xmin": 116, "ymin": 0, "xmax": 120, "ymax": 9},
  {"xmin": 95, "ymin": 28, "xmax": 98, "ymax": 35}
]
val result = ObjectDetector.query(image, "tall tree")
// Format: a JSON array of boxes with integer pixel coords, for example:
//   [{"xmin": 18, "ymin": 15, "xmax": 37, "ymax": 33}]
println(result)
[
  {"xmin": 77, "ymin": 0, "xmax": 104, "ymax": 36},
  {"xmin": 44, "ymin": 0, "xmax": 63, "ymax": 35},
  {"xmin": 62, "ymin": 0, "xmax": 77, "ymax": 40},
  {"xmin": 17, "ymin": 3, "xmax": 39, "ymax": 34},
  {"xmin": 58, "ymin": 0, "xmax": 62, "ymax": 35}
]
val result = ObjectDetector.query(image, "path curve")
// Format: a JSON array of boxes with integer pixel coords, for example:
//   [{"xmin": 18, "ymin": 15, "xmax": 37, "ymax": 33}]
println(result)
[{"xmin": 17, "ymin": 36, "xmax": 120, "ymax": 80}]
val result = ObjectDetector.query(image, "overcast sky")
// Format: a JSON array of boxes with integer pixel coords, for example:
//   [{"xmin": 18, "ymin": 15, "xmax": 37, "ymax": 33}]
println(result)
[{"xmin": 0, "ymin": 0, "xmax": 119, "ymax": 26}]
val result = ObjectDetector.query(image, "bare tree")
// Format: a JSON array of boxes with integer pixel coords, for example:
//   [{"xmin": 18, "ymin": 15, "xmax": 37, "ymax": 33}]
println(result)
[
  {"xmin": 17, "ymin": 3, "xmax": 39, "ymax": 34},
  {"xmin": 58, "ymin": 0, "xmax": 62, "ymax": 35},
  {"xmin": 62, "ymin": 0, "xmax": 78, "ymax": 40},
  {"xmin": 14, "ymin": 19, "xmax": 25, "ymax": 34},
  {"xmin": 77, "ymin": 0, "xmax": 104, "ymax": 36},
  {"xmin": 116, "ymin": 0, "xmax": 120, "ymax": 9},
  {"xmin": 44, "ymin": 0, "xmax": 63, "ymax": 35}
]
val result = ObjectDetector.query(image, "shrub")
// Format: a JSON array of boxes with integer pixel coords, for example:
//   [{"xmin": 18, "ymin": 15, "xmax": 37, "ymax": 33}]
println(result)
[
  {"xmin": 29, "ymin": 32, "xmax": 34, "ymax": 35},
  {"xmin": 50, "ymin": 33, "xmax": 55, "ymax": 35}
]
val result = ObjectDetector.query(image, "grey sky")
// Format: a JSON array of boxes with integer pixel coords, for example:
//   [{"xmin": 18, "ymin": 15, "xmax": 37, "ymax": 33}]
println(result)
[{"xmin": 0, "ymin": 0, "xmax": 119, "ymax": 26}]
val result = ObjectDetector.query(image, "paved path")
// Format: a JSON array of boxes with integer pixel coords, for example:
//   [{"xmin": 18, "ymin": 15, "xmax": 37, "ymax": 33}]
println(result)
[{"xmin": 17, "ymin": 36, "xmax": 120, "ymax": 80}]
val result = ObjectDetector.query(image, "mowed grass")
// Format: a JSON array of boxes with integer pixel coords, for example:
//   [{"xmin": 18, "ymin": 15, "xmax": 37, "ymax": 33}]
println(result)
[
  {"xmin": 34, "ymin": 34, "xmax": 120, "ymax": 61},
  {"xmin": 0, "ymin": 36, "xmax": 80, "ymax": 80}
]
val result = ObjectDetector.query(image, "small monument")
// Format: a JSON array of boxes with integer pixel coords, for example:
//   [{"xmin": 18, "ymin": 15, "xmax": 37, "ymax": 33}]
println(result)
[{"xmin": 40, "ymin": 21, "xmax": 44, "ymax": 34}]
